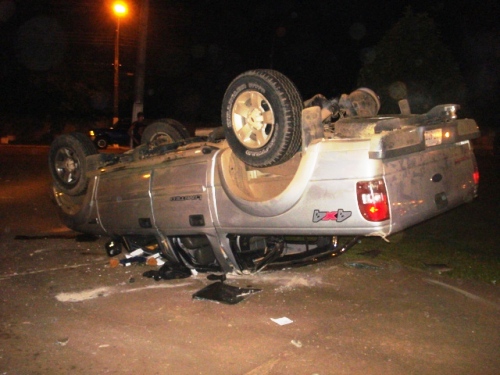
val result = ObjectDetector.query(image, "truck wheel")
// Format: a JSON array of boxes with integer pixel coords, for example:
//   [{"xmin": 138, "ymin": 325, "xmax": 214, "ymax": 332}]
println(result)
[
  {"xmin": 95, "ymin": 136, "xmax": 108, "ymax": 149},
  {"xmin": 162, "ymin": 118, "xmax": 191, "ymax": 139},
  {"xmin": 222, "ymin": 69, "xmax": 303, "ymax": 168},
  {"xmin": 49, "ymin": 132, "xmax": 98, "ymax": 196},
  {"xmin": 141, "ymin": 119, "xmax": 189, "ymax": 147}
]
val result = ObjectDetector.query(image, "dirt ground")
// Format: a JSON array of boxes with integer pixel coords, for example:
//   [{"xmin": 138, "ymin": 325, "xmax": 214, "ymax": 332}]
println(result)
[{"xmin": 1, "ymin": 145, "xmax": 499, "ymax": 375}]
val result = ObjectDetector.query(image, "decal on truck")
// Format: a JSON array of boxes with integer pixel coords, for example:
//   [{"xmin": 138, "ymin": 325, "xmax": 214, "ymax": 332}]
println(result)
[
  {"xmin": 170, "ymin": 195, "xmax": 202, "ymax": 202},
  {"xmin": 312, "ymin": 209, "xmax": 352, "ymax": 223}
]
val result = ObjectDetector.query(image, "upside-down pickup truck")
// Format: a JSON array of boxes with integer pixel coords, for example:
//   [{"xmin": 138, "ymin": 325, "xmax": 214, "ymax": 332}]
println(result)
[{"xmin": 49, "ymin": 70, "xmax": 480, "ymax": 274}]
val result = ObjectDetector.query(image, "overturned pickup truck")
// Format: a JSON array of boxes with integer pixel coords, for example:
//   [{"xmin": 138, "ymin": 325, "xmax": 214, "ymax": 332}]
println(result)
[{"xmin": 49, "ymin": 70, "xmax": 480, "ymax": 275}]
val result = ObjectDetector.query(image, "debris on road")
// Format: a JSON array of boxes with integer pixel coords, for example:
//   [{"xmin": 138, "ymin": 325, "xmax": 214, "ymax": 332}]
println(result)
[
  {"xmin": 108, "ymin": 248, "xmax": 165, "ymax": 268},
  {"xmin": 56, "ymin": 337, "xmax": 69, "ymax": 346},
  {"xmin": 119, "ymin": 256, "xmax": 147, "ymax": 267},
  {"xmin": 271, "ymin": 317, "xmax": 293, "ymax": 325},
  {"xmin": 193, "ymin": 281, "xmax": 262, "ymax": 304},
  {"xmin": 142, "ymin": 263, "xmax": 192, "ymax": 281},
  {"xmin": 291, "ymin": 339, "xmax": 302, "ymax": 348}
]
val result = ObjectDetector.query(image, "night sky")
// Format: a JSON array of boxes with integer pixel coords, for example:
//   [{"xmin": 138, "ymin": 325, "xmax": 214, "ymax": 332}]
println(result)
[{"xmin": 0, "ymin": 0, "xmax": 498, "ymax": 127}]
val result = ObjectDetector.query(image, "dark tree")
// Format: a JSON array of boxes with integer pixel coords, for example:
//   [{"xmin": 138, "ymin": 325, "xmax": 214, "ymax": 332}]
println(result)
[{"xmin": 357, "ymin": 9, "xmax": 466, "ymax": 114}]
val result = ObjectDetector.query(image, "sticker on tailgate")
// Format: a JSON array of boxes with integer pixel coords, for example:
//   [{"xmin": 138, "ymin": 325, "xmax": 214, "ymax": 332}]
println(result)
[{"xmin": 313, "ymin": 209, "xmax": 352, "ymax": 223}]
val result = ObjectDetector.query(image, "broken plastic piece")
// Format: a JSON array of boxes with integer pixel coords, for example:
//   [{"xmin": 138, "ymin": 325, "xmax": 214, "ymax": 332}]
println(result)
[
  {"xmin": 193, "ymin": 282, "xmax": 261, "ymax": 304},
  {"xmin": 127, "ymin": 248, "xmax": 145, "ymax": 258},
  {"xmin": 142, "ymin": 263, "xmax": 192, "ymax": 281},
  {"xmin": 145, "ymin": 253, "xmax": 164, "ymax": 266},
  {"xmin": 119, "ymin": 256, "xmax": 146, "ymax": 266},
  {"xmin": 156, "ymin": 258, "xmax": 165, "ymax": 266}
]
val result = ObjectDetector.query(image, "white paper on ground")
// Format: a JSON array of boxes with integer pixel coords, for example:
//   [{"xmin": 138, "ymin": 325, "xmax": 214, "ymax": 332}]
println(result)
[{"xmin": 271, "ymin": 317, "xmax": 293, "ymax": 325}]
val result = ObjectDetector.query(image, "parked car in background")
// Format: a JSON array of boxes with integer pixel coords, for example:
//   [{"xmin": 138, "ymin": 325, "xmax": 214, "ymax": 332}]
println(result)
[{"xmin": 89, "ymin": 118, "xmax": 131, "ymax": 149}]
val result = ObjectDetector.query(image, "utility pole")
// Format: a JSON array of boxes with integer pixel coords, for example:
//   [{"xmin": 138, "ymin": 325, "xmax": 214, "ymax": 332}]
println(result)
[
  {"xmin": 131, "ymin": 0, "xmax": 149, "ymax": 141},
  {"xmin": 112, "ymin": 2, "xmax": 128, "ymax": 125},
  {"xmin": 113, "ymin": 17, "xmax": 120, "ymax": 125}
]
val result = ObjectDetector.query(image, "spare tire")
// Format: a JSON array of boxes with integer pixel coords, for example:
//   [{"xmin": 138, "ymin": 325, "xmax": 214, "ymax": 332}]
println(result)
[
  {"xmin": 141, "ymin": 119, "xmax": 189, "ymax": 147},
  {"xmin": 222, "ymin": 69, "xmax": 303, "ymax": 168},
  {"xmin": 48, "ymin": 132, "xmax": 98, "ymax": 196}
]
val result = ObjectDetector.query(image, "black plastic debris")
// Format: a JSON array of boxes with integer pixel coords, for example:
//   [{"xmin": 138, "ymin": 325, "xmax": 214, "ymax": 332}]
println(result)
[
  {"xmin": 142, "ymin": 263, "xmax": 192, "ymax": 281},
  {"xmin": 193, "ymin": 282, "xmax": 262, "ymax": 305},
  {"xmin": 105, "ymin": 240, "xmax": 122, "ymax": 257}
]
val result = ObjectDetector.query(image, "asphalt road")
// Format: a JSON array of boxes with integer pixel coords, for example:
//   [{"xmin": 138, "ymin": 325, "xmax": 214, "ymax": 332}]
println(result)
[{"xmin": 0, "ymin": 144, "xmax": 499, "ymax": 374}]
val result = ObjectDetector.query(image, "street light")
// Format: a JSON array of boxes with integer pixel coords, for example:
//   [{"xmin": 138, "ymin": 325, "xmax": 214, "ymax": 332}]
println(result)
[{"xmin": 112, "ymin": 1, "xmax": 128, "ymax": 124}]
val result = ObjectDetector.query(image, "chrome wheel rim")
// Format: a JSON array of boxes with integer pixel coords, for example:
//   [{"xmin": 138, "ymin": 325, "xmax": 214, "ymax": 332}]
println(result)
[
  {"xmin": 54, "ymin": 147, "xmax": 80, "ymax": 186},
  {"xmin": 231, "ymin": 90, "xmax": 275, "ymax": 149}
]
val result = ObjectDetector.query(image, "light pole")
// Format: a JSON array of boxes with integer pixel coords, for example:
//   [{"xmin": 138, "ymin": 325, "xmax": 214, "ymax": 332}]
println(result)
[
  {"xmin": 131, "ymin": 0, "xmax": 149, "ymax": 125},
  {"xmin": 112, "ymin": 1, "xmax": 128, "ymax": 125}
]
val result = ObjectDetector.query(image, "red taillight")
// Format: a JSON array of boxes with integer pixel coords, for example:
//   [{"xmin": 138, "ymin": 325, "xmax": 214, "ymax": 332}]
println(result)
[
  {"xmin": 356, "ymin": 179, "xmax": 390, "ymax": 222},
  {"xmin": 472, "ymin": 157, "xmax": 480, "ymax": 185},
  {"xmin": 473, "ymin": 170, "xmax": 480, "ymax": 185}
]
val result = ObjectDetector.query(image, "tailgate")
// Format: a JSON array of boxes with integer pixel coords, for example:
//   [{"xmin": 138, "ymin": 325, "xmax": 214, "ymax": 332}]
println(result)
[
  {"xmin": 384, "ymin": 141, "xmax": 477, "ymax": 234},
  {"xmin": 364, "ymin": 105, "xmax": 480, "ymax": 234}
]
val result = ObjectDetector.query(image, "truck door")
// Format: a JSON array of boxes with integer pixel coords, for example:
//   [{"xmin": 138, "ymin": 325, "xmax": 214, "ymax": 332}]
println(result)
[
  {"xmin": 151, "ymin": 157, "xmax": 212, "ymax": 234},
  {"xmin": 96, "ymin": 167, "xmax": 153, "ymax": 234}
]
